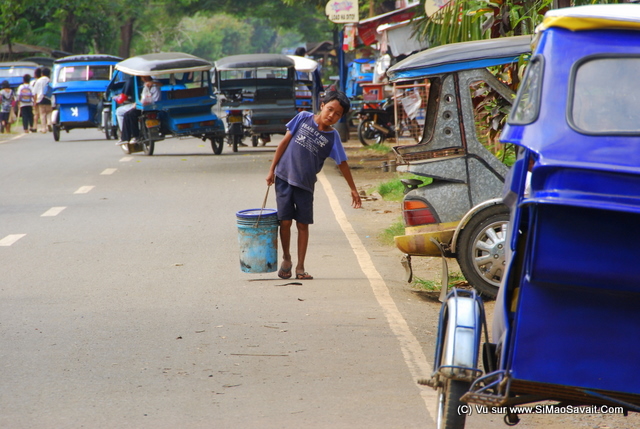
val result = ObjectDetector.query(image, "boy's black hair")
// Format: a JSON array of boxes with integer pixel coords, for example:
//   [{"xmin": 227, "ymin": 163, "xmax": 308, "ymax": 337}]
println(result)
[
  {"xmin": 1, "ymin": 80, "xmax": 9, "ymax": 89},
  {"xmin": 322, "ymin": 90, "xmax": 350, "ymax": 117},
  {"xmin": 42, "ymin": 67, "xmax": 51, "ymax": 78}
]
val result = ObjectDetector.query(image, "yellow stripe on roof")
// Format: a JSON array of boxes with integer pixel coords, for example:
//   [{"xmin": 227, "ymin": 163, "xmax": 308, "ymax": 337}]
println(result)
[{"xmin": 540, "ymin": 15, "xmax": 640, "ymax": 32}]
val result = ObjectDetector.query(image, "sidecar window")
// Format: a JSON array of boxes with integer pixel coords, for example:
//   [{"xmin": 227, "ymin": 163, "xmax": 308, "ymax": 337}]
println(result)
[
  {"xmin": 509, "ymin": 55, "xmax": 543, "ymax": 125},
  {"xmin": 569, "ymin": 56, "xmax": 640, "ymax": 134}
]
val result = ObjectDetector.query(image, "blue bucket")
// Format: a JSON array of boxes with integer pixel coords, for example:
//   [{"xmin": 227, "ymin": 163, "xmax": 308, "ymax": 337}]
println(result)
[{"xmin": 236, "ymin": 208, "xmax": 279, "ymax": 273}]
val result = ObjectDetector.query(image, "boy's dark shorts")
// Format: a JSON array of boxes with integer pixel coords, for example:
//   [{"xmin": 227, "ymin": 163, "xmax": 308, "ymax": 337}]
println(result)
[{"xmin": 275, "ymin": 177, "xmax": 314, "ymax": 224}]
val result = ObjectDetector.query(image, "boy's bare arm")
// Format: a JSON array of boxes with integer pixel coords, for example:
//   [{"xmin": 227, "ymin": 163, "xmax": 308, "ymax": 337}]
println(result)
[
  {"xmin": 338, "ymin": 161, "xmax": 362, "ymax": 209},
  {"xmin": 266, "ymin": 131, "xmax": 293, "ymax": 186}
]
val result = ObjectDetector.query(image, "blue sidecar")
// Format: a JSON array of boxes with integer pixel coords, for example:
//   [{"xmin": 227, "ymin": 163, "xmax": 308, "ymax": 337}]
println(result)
[
  {"xmin": 429, "ymin": 5, "xmax": 640, "ymax": 429},
  {"xmin": 51, "ymin": 55, "xmax": 122, "ymax": 141}
]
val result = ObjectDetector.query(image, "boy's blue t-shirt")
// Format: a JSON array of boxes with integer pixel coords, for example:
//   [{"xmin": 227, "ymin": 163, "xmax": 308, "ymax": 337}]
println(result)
[{"xmin": 275, "ymin": 111, "xmax": 347, "ymax": 193}]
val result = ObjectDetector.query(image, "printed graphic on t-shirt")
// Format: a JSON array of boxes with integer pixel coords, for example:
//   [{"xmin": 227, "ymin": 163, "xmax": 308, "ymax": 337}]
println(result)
[{"xmin": 295, "ymin": 122, "xmax": 329, "ymax": 155}]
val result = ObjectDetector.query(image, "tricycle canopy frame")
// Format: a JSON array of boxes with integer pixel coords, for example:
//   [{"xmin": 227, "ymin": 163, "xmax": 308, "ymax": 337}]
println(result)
[
  {"xmin": 387, "ymin": 35, "xmax": 532, "ymax": 82},
  {"xmin": 115, "ymin": 52, "xmax": 212, "ymax": 77}
]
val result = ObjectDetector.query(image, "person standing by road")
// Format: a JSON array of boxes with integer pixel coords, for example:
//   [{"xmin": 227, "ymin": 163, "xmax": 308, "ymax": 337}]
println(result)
[
  {"xmin": 0, "ymin": 80, "xmax": 15, "ymax": 133},
  {"xmin": 30, "ymin": 67, "xmax": 42, "ymax": 133},
  {"xmin": 16, "ymin": 74, "xmax": 35, "ymax": 133},
  {"xmin": 265, "ymin": 91, "xmax": 362, "ymax": 280},
  {"xmin": 117, "ymin": 75, "xmax": 161, "ymax": 145},
  {"xmin": 33, "ymin": 67, "xmax": 53, "ymax": 133}
]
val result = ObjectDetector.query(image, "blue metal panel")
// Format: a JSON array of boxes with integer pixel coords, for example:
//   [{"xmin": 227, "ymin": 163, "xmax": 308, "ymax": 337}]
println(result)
[
  {"xmin": 59, "ymin": 104, "xmax": 94, "ymax": 123},
  {"xmin": 507, "ymin": 204, "xmax": 640, "ymax": 394},
  {"xmin": 55, "ymin": 92, "xmax": 87, "ymax": 104},
  {"xmin": 502, "ymin": 28, "xmax": 640, "ymax": 170}
]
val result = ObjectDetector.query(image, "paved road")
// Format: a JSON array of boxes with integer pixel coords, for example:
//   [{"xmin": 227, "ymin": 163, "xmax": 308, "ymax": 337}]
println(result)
[
  {"xmin": 1, "ymin": 130, "xmax": 638, "ymax": 429},
  {"xmin": 0, "ymin": 130, "xmax": 438, "ymax": 428}
]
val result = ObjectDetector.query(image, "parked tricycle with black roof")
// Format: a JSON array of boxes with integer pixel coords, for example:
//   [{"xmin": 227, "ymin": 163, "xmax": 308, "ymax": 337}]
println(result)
[
  {"xmin": 387, "ymin": 35, "xmax": 532, "ymax": 298},
  {"xmin": 213, "ymin": 54, "xmax": 298, "ymax": 152}
]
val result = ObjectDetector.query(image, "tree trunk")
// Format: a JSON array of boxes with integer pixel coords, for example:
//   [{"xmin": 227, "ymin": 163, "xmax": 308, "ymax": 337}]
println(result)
[
  {"xmin": 119, "ymin": 17, "xmax": 136, "ymax": 59},
  {"xmin": 60, "ymin": 12, "xmax": 79, "ymax": 53}
]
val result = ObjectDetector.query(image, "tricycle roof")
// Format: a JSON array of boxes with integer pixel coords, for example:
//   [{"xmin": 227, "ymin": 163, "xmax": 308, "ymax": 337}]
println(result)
[
  {"xmin": 387, "ymin": 35, "xmax": 531, "ymax": 82},
  {"xmin": 539, "ymin": 4, "xmax": 640, "ymax": 32},
  {"xmin": 215, "ymin": 54, "xmax": 294, "ymax": 71},
  {"xmin": 0, "ymin": 61, "xmax": 39, "ymax": 68},
  {"xmin": 287, "ymin": 55, "xmax": 318, "ymax": 73},
  {"xmin": 54, "ymin": 54, "xmax": 122, "ymax": 65},
  {"xmin": 503, "ymin": 4, "xmax": 640, "ymax": 179},
  {"xmin": 115, "ymin": 52, "xmax": 212, "ymax": 76}
]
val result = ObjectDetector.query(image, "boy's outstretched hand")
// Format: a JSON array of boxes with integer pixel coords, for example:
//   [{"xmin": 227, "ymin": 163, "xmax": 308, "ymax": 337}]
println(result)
[{"xmin": 351, "ymin": 189, "xmax": 362, "ymax": 209}]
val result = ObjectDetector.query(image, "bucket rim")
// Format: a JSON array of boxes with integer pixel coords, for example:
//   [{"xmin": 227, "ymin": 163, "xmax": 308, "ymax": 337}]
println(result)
[{"xmin": 236, "ymin": 208, "xmax": 278, "ymax": 219}]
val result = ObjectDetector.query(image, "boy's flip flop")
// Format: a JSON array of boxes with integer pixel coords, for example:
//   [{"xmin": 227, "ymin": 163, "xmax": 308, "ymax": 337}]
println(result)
[
  {"xmin": 296, "ymin": 272, "xmax": 313, "ymax": 280},
  {"xmin": 278, "ymin": 265, "xmax": 292, "ymax": 279}
]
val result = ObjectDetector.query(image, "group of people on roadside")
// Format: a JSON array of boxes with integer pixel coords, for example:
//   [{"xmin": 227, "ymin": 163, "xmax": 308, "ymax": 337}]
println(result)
[{"xmin": 0, "ymin": 67, "xmax": 53, "ymax": 134}]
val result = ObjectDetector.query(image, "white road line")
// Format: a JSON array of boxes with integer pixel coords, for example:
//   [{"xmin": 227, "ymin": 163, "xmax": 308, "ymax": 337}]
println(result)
[
  {"xmin": 318, "ymin": 170, "xmax": 438, "ymax": 423},
  {"xmin": 0, "ymin": 134, "xmax": 26, "ymax": 144},
  {"xmin": 0, "ymin": 234, "xmax": 26, "ymax": 246},
  {"xmin": 101, "ymin": 168, "xmax": 117, "ymax": 175},
  {"xmin": 74, "ymin": 186, "xmax": 95, "ymax": 194},
  {"xmin": 119, "ymin": 156, "xmax": 133, "ymax": 162},
  {"xmin": 41, "ymin": 206, "xmax": 67, "ymax": 217}
]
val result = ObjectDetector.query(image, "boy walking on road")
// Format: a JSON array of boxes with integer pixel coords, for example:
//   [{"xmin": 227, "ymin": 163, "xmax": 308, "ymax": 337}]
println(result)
[{"xmin": 266, "ymin": 91, "xmax": 362, "ymax": 280}]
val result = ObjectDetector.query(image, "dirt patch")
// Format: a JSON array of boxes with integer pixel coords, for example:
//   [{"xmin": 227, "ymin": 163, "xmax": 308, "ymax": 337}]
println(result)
[{"xmin": 341, "ymin": 137, "xmax": 463, "ymax": 288}]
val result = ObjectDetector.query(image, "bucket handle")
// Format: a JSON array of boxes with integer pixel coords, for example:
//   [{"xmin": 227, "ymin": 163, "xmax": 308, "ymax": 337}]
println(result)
[{"xmin": 254, "ymin": 185, "xmax": 271, "ymax": 227}]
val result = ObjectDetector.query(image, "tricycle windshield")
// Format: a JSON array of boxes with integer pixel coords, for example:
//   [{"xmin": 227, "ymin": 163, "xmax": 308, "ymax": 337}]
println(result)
[
  {"xmin": 509, "ymin": 55, "xmax": 544, "ymax": 125},
  {"xmin": 57, "ymin": 65, "xmax": 114, "ymax": 82},
  {"xmin": 569, "ymin": 55, "xmax": 640, "ymax": 135},
  {"xmin": 147, "ymin": 70, "xmax": 210, "ymax": 88},
  {"xmin": 220, "ymin": 67, "xmax": 289, "ymax": 81},
  {"xmin": 0, "ymin": 66, "xmax": 35, "ymax": 78}
]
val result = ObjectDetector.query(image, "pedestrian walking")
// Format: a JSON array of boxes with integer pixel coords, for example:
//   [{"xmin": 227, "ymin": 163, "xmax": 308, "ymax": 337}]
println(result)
[
  {"xmin": 16, "ymin": 74, "xmax": 35, "ymax": 133},
  {"xmin": 33, "ymin": 67, "xmax": 53, "ymax": 133},
  {"xmin": 265, "ymin": 90, "xmax": 362, "ymax": 280},
  {"xmin": 30, "ymin": 67, "xmax": 41, "ymax": 132},
  {"xmin": 0, "ymin": 80, "xmax": 15, "ymax": 133}
]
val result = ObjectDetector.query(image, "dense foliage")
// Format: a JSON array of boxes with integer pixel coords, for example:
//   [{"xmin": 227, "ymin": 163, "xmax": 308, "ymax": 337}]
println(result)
[{"xmin": 1, "ymin": 0, "xmax": 400, "ymax": 61}]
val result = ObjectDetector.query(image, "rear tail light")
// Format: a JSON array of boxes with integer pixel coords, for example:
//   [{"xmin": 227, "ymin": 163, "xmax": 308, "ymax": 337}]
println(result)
[
  {"xmin": 146, "ymin": 112, "xmax": 158, "ymax": 119},
  {"xmin": 403, "ymin": 199, "xmax": 437, "ymax": 226},
  {"xmin": 200, "ymin": 120, "xmax": 215, "ymax": 127},
  {"xmin": 252, "ymin": 119, "xmax": 268, "ymax": 125},
  {"xmin": 177, "ymin": 123, "xmax": 192, "ymax": 130}
]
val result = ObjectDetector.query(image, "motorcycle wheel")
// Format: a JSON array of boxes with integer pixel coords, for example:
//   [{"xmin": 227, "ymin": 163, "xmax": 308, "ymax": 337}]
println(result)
[
  {"xmin": 140, "ymin": 121, "xmax": 155, "ymax": 156},
  {"xmin": 104, "ymin": 116, "xmax": 113, "ymax": 140},
  {"xmin": 142, "ymin": 140, "xmax": 154, "ymax": 156},
  {"xmin": 232, "ymin": 135, "xmax": 241, "ymax": 153},
  {"xmin": 211, "ymin": 137, "xmax": 223, "ymax": 155},
  {"xmin": 358, "ymin": 119, "xmax": 384, "ymax": 146},
  {"xmin": 52, "ymin": 124, "xmax": 60, "ymax": 142}
]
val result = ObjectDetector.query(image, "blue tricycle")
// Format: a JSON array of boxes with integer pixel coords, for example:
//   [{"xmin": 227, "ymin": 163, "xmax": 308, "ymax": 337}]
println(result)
[
  {"xmin": 105, "ymin": 52, "xmax": 225, "ymax": 155},
  {"xmin": 427, "ymin": 5, "xmax": 640, "ymax": 428},
  {"xmin": 51, "ymin": 54, "xmax": 122, "ymax": 141}
]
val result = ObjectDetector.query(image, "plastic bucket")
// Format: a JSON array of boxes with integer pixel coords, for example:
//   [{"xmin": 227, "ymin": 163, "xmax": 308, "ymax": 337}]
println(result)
[{"xmin": 236, "ymin": 208, "xmax": 279, "ymax": 273}]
